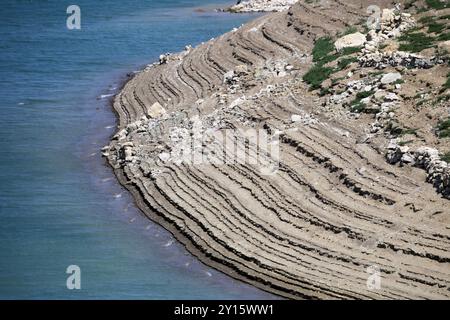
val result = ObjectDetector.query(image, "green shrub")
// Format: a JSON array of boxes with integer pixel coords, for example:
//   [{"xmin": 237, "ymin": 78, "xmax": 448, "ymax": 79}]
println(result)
[
  {"xmin": 436, "ymin": 94, "xmax": 450, "ymax": 102},
  {"xmin": 305, "ymin": 33, "xmax": 363, "ymax": 90},
  {"xmin": 348, "ymin": 90, "xmax": 375, "ymax": 113},
  {"xmin": 428, "ymin": 22, "xmax": 446, "ymax": 33},
  {"xmin": 438, "ymin": 32, "xmax": 450, "ymax": 41},
  {"xmin": 340, "ymin": 26, "xmax": 358, "ymax": 36},
  {"xmin": 442, "ymin": 152, "xmax": 450, "ymax": 163},
  {"xmin": 398, "ymin": 32, "xmax": 435, "ymax": 52},
  {"xmin": 340, "ymin": 46, "xmax": 362, "ymax": 55},
  {"xmin": 319, "ymin": 87, "xmax": 331, "ymax": 96},
  {"xmin": 419, "ymin": 16, "xmax": 435, "ymax": 24},
  {"xmin": 303, "ymin": 65, "xmax": 334, "ymax": 89},
  {"xmin": 350, "ymin": 102, "xmax": 366, "ymax": 113},
  {"xmin": 312, "ymin": 36, "xmax": 336, "ymax": 63},
  {"xmin": 438, "ymin": 118, "xmax": 450, "ymax": 138},
  {"xmin": 426, "ymin": 0, "xmax": 450, "ymax": 10},
  {"xmin": 336, "ymin": 57, "xmax": 358, "ymax": 71},
  {"xmin": 355, "ymin": 90, "xmax": 375, "ymax": 100}
]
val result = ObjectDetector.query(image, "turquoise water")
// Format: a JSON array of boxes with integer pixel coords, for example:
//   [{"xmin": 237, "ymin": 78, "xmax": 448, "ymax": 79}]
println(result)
[{"xmin": 0, "ymin": 0, "xmax": 275, "ymax": 299}]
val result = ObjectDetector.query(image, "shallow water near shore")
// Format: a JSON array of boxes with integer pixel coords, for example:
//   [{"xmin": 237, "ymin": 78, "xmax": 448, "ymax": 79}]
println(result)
[{"xmin": 0, "ymin": 0, "xmax": 276, "ymax": 299}]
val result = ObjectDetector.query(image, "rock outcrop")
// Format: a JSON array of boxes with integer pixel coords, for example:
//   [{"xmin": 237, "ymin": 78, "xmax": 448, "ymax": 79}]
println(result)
[
  {"xmin": 104, "ymin": 1, "xmax": 450, "ymax": 299},
  {"xmin": 386, "ymin": 144, "xmax": 450, "ymax": 198}
]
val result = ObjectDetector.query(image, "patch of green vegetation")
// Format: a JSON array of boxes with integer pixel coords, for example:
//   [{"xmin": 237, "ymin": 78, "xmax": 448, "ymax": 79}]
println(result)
[
  {"xmin": 438, "ymin": 118, "xmax": 450, "ymax": 138},
  {"xmin": 304, "ymin": 32, "xmax": 365, "ymax": 91},
  {"xmin": 350, "ymin": 102, "xmax": 367, "ymax": 113},
  {"xmin": 312, "ymin": 36, "xmax": 336, "ymax": 63},
  {"xmin": 336, "ymin": 57, "xmax": 358, "ymax": 71},
  {"xmin": 442, "ymin": 152, "xmax": 450, "ymax": 163},
  {"xmin": 416, "ymin": 7, "xmax": 430, "ymax": 13},
  {"xmin": 355, "ymin": 90, "xmax": 375, "ymax": 101},
  {"xmin": 398, "ymin": 32, "xmax": 435, "ymax": 52},
  {"xmin": 437, "ymin": 32, "xmax": 450, "ymax": 41},
  {"xmin": 340, "ymin": 46, "xmax": 362, "ymax": 55},
  {"xmin": 428, "ymin": 22, "xmax": 446, "ymax": 33},
  {"xmin": 331, "ymin": 76, "xmax": 345, "ymax": 85},
  {"xmin": 303, "ymin": 64, "xmax": 334, "ymax": 90},
  {"xmin": 436, "ymin": 94, "xmax": 450, "ymax": 102},
  {"xmin": 416, "ymin": 99, "xmax": 429, "ymax": 107},
  {"xmin": 305, "ymin": 36, "xmax": 363, "ymax": 90},
  {"xmin": 394, "ymin": 79, "xmax": 405, "ymax": 85},
  {"xmin": 368, "ymin": 71, "xmax": 384, "ymax": 77},
  {"xmin": 312, "ymin": 37, "xmax": 361, "ymax": 64},
  {"xmin": 319, "ymin": 87, "xmax": 331, "ymax": 96},
  {"xmin": 348, "ymin": 90, "xmax": 375, "ymax": 113},
  {"xmin": 426, "ymin": 0, "xmax": 450, "ymax": 10},
  {"xmin": 419, "ymin": 16, "xmax": 436, "ymax": 24},
  {"xmin": 340, "ymin": 26, "xmax": 358, "ymax": 37},
  {"xmin": 400, "ymin": 128, "xmax": 419, "ymax": 136}
]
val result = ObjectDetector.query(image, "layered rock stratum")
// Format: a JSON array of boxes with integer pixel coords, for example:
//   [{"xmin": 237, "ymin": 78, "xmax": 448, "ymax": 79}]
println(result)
[{"xmin": 104, "ymin": 0, "xmax": 450, "ymax": 299}]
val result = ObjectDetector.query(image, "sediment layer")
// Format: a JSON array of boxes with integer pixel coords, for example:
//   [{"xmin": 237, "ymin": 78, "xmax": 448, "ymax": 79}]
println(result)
[{"xmin": 105, "ymin": 0, "xmax": 450, "ymax": 299}]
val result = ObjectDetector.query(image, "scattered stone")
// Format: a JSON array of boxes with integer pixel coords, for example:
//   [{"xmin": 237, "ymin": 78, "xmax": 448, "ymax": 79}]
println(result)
[
  {"xmin": 158, "ymin": 152, "xmax": 171, "ymax": 162},
  {"xmin": 381, "ymin": 9, "xmax": 395, "ymax": 24},
  {"xmin": 381, "ymin": 72, "xmax": 402, "ymax": 84},
  {"xmin": 385, "ymin": 143, "xmax": 450, "ymax": 198},
  {"xmin": 148, "ymin": 102, "xmax": 166, "ymax": 118},
  {"xmin": 159, "ymin": 54, "xmax": 168, "ymax": 64},
  {"xmin": 224, "ymin": 70, "xmax": 235, "ymax": 83},
  {"xmin": 359, "ymin": 51, "xmax": 437, "ymax": 69},
  {"xmin": 384, "ymin": 92, "xmax": 400, "ymax": 101},
  {"xmin": 290, "ymin": 113, "xmax": 318, "ymax": 125}
]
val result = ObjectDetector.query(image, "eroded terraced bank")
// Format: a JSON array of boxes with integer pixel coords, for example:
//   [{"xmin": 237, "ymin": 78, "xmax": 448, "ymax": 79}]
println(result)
[{"xmin": 103, "ymin": 0, "xmax": 450, "ymax": 299}]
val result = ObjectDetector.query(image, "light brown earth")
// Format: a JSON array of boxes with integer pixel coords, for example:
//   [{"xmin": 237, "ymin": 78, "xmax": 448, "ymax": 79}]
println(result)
[{"xmin": 105, "ymin": 0, "xmax": 450, "ymax": 299}]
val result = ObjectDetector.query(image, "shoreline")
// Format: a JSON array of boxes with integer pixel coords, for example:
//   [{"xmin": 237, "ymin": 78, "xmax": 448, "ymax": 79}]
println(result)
[
  {"xmin": 104, "ymin": 17, "xmax": 291, "ymax": 299},
  {"xmin": 103, "ymin": 9, "xmax": 286, "ymax": 298},
  {"xmin": 104, "ymin": 0, "xmax": 450, "ymax": 299},
  {"xmin": 107, "ymin": 158, "xmax": 290, "ymax": 298}
]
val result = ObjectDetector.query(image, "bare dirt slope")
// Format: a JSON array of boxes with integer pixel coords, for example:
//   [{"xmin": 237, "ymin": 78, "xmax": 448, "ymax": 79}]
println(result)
[{"xmin": 104, "ymin": 0, "xmax": 450, "ymax": 299}]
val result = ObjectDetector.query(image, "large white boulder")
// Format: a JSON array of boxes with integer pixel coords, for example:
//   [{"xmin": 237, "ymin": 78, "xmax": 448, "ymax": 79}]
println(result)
[
  {"xmin": 380, "ymin": 72, "xmax": 402, "ymax": 84},
  {"xmin": 334, "ymin": 32, "xmax": 366, "ymax": 51},
  {"xmin": 147, "ymin": 102, "xmax": 166, "ymax": 118}
]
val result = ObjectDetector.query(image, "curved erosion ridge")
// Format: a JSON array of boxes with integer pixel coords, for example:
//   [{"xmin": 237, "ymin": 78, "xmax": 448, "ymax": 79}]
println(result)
[{"xmin": 105, "ymin": 0, "xmax": 450, "ymax": 299}]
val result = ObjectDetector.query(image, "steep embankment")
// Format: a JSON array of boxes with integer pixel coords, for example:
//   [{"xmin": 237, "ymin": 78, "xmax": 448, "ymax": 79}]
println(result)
[{"xmin": 104, "ymin": 0, "xmax": 450, "ymax": 299}]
